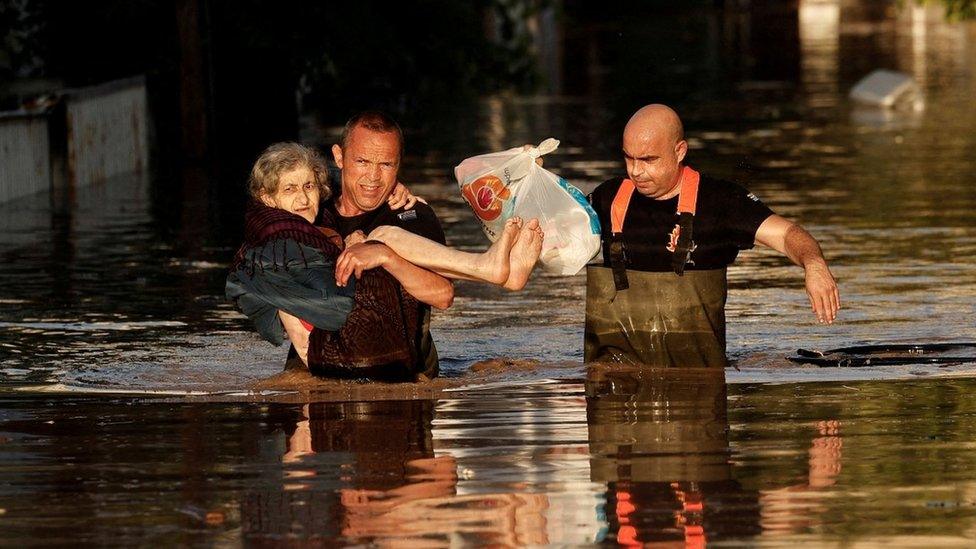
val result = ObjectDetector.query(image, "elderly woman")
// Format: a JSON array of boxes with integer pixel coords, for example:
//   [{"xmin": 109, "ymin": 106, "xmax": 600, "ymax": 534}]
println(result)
[{"xmin": 227, "ymin": 142, "xmax": 542, "ymax": 380}]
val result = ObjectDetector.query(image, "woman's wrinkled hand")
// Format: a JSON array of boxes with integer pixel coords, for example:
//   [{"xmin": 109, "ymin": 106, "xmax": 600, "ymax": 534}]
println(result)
[
  {"xmin": 344, "ymin": 230, "xmax": 367, "ymax": 247},
  {"xmin": 335, "ymin": 242, "xmax": 392, "ymax": 286},
  {"xmin": 388, "ymin": 181, "xmax": 426, "ymax": 210}
]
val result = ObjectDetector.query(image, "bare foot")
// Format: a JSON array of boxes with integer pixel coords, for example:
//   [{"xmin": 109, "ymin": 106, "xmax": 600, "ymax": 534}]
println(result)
[
  {"xmin": 479, "ymin": 217, "xmax": 521, "ymax": 284},
  {"xmin": 503, "ymin": 218, "xmax": 543, "ymax": 290}
]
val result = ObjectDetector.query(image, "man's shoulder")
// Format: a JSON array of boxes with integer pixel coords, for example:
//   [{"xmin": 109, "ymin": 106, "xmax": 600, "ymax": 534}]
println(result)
[
  {"xmin": 699, "ymin": 173, "xmax": 763, "ymax": 204},
  {"xmin": 396, "ymin": 201, "xmax": 441, "ymax": 221},
  {"xmin": 699, "ymin": 172, "xmax": 742, "ymax": 190},
  {"xmin": 589, "ymin": 177, "xmax": 626, "ymax": 215},
  {"xmin": 592, "ymin": 177, "xmax": 626, "ymax": 197},
  {"xmin": 389, "ymin": 202, "xmax": 446, "ymax": 244},
  {"xmin": 386, "ymin": 201, "xmax": 442, "ymax": 228}
]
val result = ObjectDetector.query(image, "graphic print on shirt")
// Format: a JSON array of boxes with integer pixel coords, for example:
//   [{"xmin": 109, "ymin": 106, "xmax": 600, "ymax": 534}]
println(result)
[{"xmin": 666, "ymin": 223, "xmax": 681, "ymax": 253}]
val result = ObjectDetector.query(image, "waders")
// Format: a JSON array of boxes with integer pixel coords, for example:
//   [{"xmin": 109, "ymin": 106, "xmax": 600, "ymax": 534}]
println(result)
[
  {"xmin": 584, "ymin": 166, "xmax": 729, "ymax": 368},
  {"xmin": 584, "ymin": 266, "xmax": 728, "ymax": 367}
]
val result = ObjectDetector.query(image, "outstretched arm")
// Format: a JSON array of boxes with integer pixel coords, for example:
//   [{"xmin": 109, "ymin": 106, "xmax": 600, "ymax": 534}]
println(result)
[
  {"xmin": 755, "ymin": 214, "xmax": 840, "ymax": 324},
  {"xmin": 335, "ymin": 242, "xmax": 455, "ymax": 310}
]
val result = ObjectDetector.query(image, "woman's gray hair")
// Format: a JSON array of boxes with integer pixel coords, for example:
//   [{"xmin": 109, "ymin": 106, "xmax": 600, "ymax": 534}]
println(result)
[{"xmin": 248, "ymin": 142, "xmax": 331, "ymax": 201}]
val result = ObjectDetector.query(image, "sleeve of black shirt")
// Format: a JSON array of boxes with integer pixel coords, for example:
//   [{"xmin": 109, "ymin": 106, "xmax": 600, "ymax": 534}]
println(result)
[
  {"xmin": 720, "ymin": 180, "xmax": 775, "ymax": 250},
  {"xmin": 397, "ymin": 203, "xmax": 446, "ymax": 245}
]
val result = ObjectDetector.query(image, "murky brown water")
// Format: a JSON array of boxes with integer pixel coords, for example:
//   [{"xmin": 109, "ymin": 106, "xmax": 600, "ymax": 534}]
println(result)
[
  {"xmin": 3, "ymin": 373, "xmax": 976, "ymax": 545},
  {"xmin": 1, "ymin": 4, "xmax": 976, "ymax": 545}
]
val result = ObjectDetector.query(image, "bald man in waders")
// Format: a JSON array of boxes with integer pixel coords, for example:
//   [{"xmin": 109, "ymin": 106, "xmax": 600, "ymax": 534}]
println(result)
[{"xmin": 584, "ymin": 104, "xmax": 840, "ymax": 368}]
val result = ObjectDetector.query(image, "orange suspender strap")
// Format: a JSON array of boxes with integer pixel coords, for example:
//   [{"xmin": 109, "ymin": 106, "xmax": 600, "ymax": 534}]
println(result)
[
  {"xmin": 611, "ymin": 166, "xmax": 701, "ymax": 278},
  {"xmin": 608, "ymin": 180, "xmax": 637, "ymax": 292},
  {"xmin": 671, "ymin": 166, "xmax": 700, "ymax": 275},
  {"xmin": 610, "ymin": 179, "xmax": 636, "ymax": 235},
  {"xmin": 611, "ymin": 166, "xmax": 701, "ymax": 234},
  {"xmin": 676, "ymin": 166, "xmax": 700, "ymax": 215}
]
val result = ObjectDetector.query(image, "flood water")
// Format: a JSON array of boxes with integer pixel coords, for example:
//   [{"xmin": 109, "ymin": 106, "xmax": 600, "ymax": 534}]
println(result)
[{"xmin": 2, "ymin": 4, "xmax": 976, "ymax": 546}]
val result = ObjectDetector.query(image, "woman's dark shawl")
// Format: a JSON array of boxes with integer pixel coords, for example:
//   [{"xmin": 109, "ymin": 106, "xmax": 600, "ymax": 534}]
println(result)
[{"xmin": 226, "ymin": 201, "xmax": 421, "ymax": 379}]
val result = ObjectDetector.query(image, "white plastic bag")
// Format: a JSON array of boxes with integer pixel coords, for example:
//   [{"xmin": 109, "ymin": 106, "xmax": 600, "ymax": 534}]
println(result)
[{"xmin": 454, "ymin": 138, "xmax": 601, "ymax": 276}]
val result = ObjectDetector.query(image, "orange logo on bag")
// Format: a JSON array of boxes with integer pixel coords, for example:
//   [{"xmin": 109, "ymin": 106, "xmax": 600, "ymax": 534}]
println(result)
[{"xmin": 461, "ymin": 174, "xmax": 511, "ymax": 221}]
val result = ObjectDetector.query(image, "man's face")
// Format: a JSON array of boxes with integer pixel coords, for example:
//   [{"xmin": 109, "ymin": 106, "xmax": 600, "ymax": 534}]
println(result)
[
  {"xmin": 622, "ymin": 128, "xmax": 687, "ymax": 199},
  {"xmin": 260, "ymin": 166, "xmax": 319, "ymax": 223},
  {"xmin": 331, "ymin": 126, "xmax": 400, "ymax": 216}
]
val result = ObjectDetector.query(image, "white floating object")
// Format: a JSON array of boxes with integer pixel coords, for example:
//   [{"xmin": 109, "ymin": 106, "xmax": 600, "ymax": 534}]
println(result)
[{"xmin": 849, "ymin": 70, "xmax": 920, "ymax": 108}]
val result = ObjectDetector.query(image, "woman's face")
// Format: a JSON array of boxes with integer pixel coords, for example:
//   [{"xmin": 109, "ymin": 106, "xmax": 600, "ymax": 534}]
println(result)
[{"xmin": 261, "ymin": 166, "xmax": 320, "ymax": 223}]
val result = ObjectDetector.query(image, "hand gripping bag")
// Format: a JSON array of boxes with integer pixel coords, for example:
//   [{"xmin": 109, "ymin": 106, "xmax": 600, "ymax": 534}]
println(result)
[{"xmin": 454, "ymin": 138, "xmax": 601, "ymax": 275}]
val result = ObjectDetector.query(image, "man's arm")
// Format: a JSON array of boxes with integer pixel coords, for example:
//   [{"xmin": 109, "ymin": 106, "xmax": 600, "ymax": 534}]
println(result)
[
  {"xmin": 754, "ymin": 214, "xmax": 840, "ymax": 324},
  {"xmin": 335, "ymin": 242, "xmax": 455, "ymax": 310}
]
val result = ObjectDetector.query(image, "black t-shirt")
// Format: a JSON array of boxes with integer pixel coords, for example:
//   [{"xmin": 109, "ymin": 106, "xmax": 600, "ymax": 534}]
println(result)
[
  {"xmin": 323, "ymin": 200, "xmax": 446, "ymax": 378},
  {"xmin": 327, "ymin": 202, "xmax": 446, "ymax": 245},
  {"xmin": 588, "ymin": 174, "xmax": 774, "ymax": 272}
]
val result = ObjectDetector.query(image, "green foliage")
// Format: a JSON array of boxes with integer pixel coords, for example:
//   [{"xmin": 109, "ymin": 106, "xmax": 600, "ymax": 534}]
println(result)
[{"xmin": 915, "ymin": 0, "xmax": 976, "ymax": 20}]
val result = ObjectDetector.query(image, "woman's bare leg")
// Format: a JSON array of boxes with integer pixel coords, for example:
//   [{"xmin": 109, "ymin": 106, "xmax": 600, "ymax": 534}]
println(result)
[
  {"xmin": 367, "ymin": 218, "xmax": 522, "ymax": 285},
  {"xmin": 278, "ymin": 310, "xmax": 310, "ymax": 366}
]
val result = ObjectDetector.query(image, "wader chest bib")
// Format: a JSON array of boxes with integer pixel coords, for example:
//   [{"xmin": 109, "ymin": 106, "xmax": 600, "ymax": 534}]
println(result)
[{"xmin": 584, "ymin": 167, "xmax": 729, "ymax": 368}]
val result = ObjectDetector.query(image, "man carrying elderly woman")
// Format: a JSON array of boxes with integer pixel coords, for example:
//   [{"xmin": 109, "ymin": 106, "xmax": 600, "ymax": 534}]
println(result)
[{"xmin": 226, "ymin": 136, "xmax": 543, "ymax": 381}]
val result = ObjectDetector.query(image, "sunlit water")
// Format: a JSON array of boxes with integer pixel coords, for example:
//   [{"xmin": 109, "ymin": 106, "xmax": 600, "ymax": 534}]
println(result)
[
  {"xmin": 3, "ymin": 373, "xmax": 976, "ymax": 546},
  {"xmin": 1, "ymin": 5, "xmax": 976, "ymax": 545}
]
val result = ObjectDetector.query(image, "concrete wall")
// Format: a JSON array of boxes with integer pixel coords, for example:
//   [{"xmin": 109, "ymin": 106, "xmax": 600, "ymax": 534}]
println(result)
[
  {"xmin": 0, "ymin": 112, "xmax": 51, "ymax": 204},
  {"xmin": 0, "ymin": 76, "xmax": 150, "ymax": 205},
  {"xmin": 65, "ymin": 77, "xmax": 149, "ymax": 188}
]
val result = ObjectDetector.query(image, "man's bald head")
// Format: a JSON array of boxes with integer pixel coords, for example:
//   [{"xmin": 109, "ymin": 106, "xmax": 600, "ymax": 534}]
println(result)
[
  {"xmin": 623, "ymin": 104, "xmax": 684, "ymax": 147},
  {"xmin": 621, "ymin": 104, "xmax": 688, "ymax": 199}
]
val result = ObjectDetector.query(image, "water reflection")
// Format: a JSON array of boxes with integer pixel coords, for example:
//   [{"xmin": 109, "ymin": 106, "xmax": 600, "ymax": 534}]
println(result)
[
  {"xmin": 586, "ymin": 367, "xmax": 761, "ymax": 545},
  {"xmin": 244, "ymin": 400, "xmax": 447, "ymax": 543},
  {"xmin": 759, "ymin": 418, "xmax": 844, "ymax": 535},
  {"xmin": 249, "ymin": 399, "xmax": 552, "ymax": 546},
  {"xmin": 245, "ymin": 371, "xmax": 785, "ymax": 545},
  {"xmin": 1, "ymin": 376, "xmax": 976, "ymax": 545}
]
